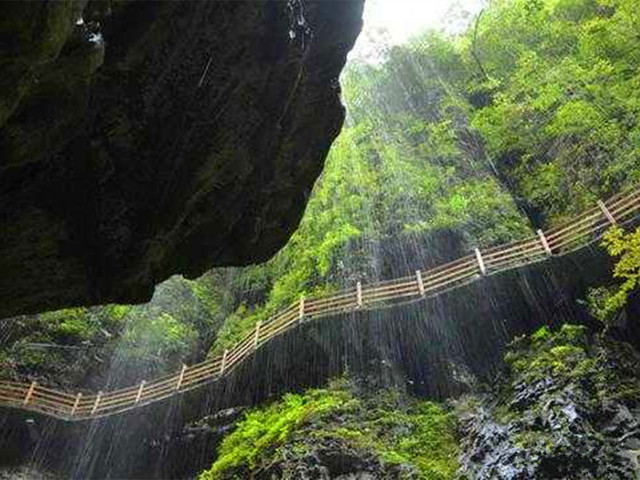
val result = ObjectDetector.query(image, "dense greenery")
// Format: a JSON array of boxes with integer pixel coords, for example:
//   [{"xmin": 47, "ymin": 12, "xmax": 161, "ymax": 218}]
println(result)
[
  {"xmin": 471, "ymin": 0, "xmax": 640, "ymax": 221},
  {"xmin": 0, "ymin": 305, "xmax": 129, "ymax": 388},
  {"xmin": 199, "ymin": 377, "xmax": 459, "ymax": 479},
  {"xmin": 0, "ymin": 271, "xmax": 231, "ymax": 388},
  {"xmin": 3, "ymin": 4, "xmax": 640, "ymax": 478},
  {"xmin": 456, "ymin": 322, "xmax": 640, "ymax": 477},
  {"xmin": 210, "ymin": 0, "xmax": 640, "ymax": 354},
  {"xmin": 504, "ymin": 323, "xmax": 596, "ymax": 382}
]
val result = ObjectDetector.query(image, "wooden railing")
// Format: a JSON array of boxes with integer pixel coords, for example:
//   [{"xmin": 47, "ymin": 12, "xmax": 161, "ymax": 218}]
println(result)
[{"xmin": 1, "ymin": 188, "xmax": 639, "ymax": 421}]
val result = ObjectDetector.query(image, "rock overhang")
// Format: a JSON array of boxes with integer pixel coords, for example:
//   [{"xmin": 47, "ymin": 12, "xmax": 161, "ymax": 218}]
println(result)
[{"xmin": 0, "ymin": 0, "xmax": 365, "ymax": 318}]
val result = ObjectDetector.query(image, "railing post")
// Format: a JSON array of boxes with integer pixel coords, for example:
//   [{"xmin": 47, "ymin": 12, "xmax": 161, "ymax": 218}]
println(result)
[
  {"xmin": 135, "ymin": 381, "xmax": 146, "ymax": 404},
  {"xmin": 416, "ymin": 270, "xmax": 425, "ymax": 296},
  {"xmin": 71, "ymin": 392, "xmax": 82, "ymax": 416},
  {"xmin": 23, "ymin": 381, "xmax": 37, "ymax": 406},
  {"xmin": 474, "ymin": 248, "xmax": 487, "ymax": 276},
  {"xmin": 356, "ymin": 281, "xmax": 363, "ymax": 308},
  {"xmin": 254, "ymin": 321, "xmax": 262, "ymax": 349},
  {"xmin": 220, "ymin": 349, "xmax": 229, "ymax": 375},
  {"xmin": 537, "ymin": 229, "xmax": 552, "ymax": 256},
  {"xmin": 91, "ymin": 391, "xmax": 103, "ymax": 415},
  {"xmin": 597, "ymin": 199, "xmax": 616, "ymax": 225},
  {"xmin": 298, "ymin": 296, "xmax": 305, "ymax": 323},
  {"xmin": 176, "ymin": 365, "xmax": 187, "ymax": 391}
]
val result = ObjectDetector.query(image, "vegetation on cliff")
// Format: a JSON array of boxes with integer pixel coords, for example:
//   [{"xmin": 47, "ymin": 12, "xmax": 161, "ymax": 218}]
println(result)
[
  {"xmin": 458, "ymin": 323, "xmax": 640, "ymax": 478},
  {"xmin": 209, "ymin": 0, "xmax": 640, "ymax": 354},
  {"xmin": 199, "ymin": 377, "xmax": 459, "ymax": 480},
  {"xmin": 589, "ymin": 226, "xmax": 640, "ymax": 322},
  {"xmin": 2, "ymin": 1, "xmax": 640, "ymax": 479},
  {"xmin": 3, "ymin": 0, "xmax": 640, "ymax": 404},
  {"xmin": 0, "ymin": 272, "xmax": 229, "ymax": 389},
  {"xmin": 203, "ymin": 323, "xmax": 640, "ymax": 479}
]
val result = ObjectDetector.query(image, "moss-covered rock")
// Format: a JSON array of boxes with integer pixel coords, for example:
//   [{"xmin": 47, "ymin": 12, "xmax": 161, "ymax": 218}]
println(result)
[
  {"xmin": 457, "ymin": 324, "xmax": 640, "ymax": 479},
  {"xmin": 199, "ymin": 377, "xmax": 459, "ymax": 480}
]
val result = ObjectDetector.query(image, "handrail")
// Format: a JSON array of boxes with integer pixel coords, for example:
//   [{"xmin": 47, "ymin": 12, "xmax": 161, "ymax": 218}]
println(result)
[{"xmin": 1, "ymin": 187, "xmax": 639, "ymax": 421}]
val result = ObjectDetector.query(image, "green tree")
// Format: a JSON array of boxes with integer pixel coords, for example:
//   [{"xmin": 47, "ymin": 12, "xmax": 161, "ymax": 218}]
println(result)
[{"xmin": 588, "ymin": 226, "xmax": 640, "ymax": 322}]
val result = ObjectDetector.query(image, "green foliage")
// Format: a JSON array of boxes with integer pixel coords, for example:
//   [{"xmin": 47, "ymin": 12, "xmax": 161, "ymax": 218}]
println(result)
[
  {"xmin": 366, "ymin": 399, "xmax": 459, "ymax": 479},
  {"xmin": 470, "ymin": 0, "xmax": 640, "ymax": 222},
  {"xmin": 314, "ymin": 391, "xmax": 459, "ymax": 479},
  {"xmin": 496, "ymin": 322, "xmax": 640, "ymax": 432},
  {"xmin": 588, "ymin": 226, "xmax": 640, "ymax": 322},
  {"xmin": 1, "ymin": 270, "xmax": 230, "ymax": 387},
  {"xmin": 210, "ymin": 0, "xmax": 640, "ymax": 355},
  {"xmin": 505, "ymin": 324, "xmax": 594, "ymax": 381},
  {"xmin": 512, "ymin": 430, "xmax": 554, "ymax": 452},
  {"xmin": 209, "ymin": 303, "xmax": 266, "ymax": 356},
  {"xmin": 0, "ymin": 305, "xmax": 129, "ymax": 386},
  {"xmin": 200, "ymin": 378, "xmax": 459, "ymax": 480},
  {"xmin": 119, "ymin": 313, "xmax": 197, "ymax": 374},
  {"xmin": 199, "ymin": 380, "xmax": 356, "ymax": 479}
]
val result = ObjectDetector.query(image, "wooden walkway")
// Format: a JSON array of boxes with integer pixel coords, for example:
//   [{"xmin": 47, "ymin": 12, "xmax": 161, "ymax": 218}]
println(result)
[{"xmin": 1, "ymin": 188, "xmax": 639, "ymax": 421}]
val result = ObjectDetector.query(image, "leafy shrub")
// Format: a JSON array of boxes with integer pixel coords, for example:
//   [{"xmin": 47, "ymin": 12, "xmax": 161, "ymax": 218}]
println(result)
[
  {"xmin": 199, "ymin": 382, "xmax": 355, "ymax": 479},
  {"xmin": 588, "ymin": 226, "xmax": 640, "ymax": 322},
  {"xmin": 119, "ymin": 313, "xmax": 197, "ymax": 376},
  {"xmin": 505, "ymin": 324, "xmax": 594, "ymax": 381},
  {"xmin": 199, "ymin": 378, "xmax": 459, "ymax": 480}
]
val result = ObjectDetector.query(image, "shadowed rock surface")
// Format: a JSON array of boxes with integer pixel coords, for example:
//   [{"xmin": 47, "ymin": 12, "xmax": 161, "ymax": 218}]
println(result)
[
  {"xmin": 0, "ymin": 0, "xmax": 363, "ymax": 318},
  {"xmin": 457, "ymin": 332, "xmax": 640, "ymax": 479}
]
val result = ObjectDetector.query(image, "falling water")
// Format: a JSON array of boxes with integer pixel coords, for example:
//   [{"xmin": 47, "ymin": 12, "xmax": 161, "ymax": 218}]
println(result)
[{"xmin": 3, "ymin": 0, "xmax": 640, "ymax": 478}]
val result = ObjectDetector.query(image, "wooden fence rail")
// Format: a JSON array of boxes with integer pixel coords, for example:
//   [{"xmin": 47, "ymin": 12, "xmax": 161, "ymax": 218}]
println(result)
[{"xmin": 1, "ymin": 187, "xmax": 639, "ymax": 421}]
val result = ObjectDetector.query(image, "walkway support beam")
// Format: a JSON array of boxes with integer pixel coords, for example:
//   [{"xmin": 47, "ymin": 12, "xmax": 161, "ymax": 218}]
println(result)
[
  {"xmin": 537, "ymin": 229, "xmax": 552, "ymax": 256},
  {"xmin": 23, "ymin": 381, "xmax": 36, "ymax": 405},
  {"xmin": 135, "ymin": 381, "xmax": 146, "ymax": 404},
  {"xmin": 299, "ymin": 297, "xmax": 305, "ymax": 323},
  {"xmin": 475, "ymin": 248, "xmax": 487, "ymax": 276},
  {"xmin": 220, "ymin": 349, "xmax": 229, "ymax": 375},
  {"xmin": 254, "ymin": 321, "xmax": 262, "ymax": 348},
  {"xmin": 356, "ymin": 281, "xmax": 363, "ymax": 308},
  {"xmin": 598, "ymin": 200, "xmax": 617, "ymax": 225},
  {"xmin": 71, "ymin": 392, "xmax": 82, "ymax": 416},
  {"xmin": 176, "ymin": 365, "xmax": 187, "ymax": 391},
  {"xmin": 416, "ymin": 270, "xmax": 425, "ymax": 296},
  {"xmin": 91, "ymin": 391, "xmax": 103, "ymax": 415}
]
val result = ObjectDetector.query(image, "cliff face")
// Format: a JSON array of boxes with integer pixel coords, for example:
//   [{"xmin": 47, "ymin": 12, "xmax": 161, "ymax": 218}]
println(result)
[
  {"xmin": 0, "ymin": 0, "xmax": 363, "ymax": 318},
  {"xmin": 457, "ymin": 326, "xmax": 640, "ymax": 480}
]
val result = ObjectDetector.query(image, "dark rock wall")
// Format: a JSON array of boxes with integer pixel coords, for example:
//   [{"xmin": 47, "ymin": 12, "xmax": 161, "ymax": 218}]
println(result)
[
  {"xmin": 457, "ymin": 333, "xmax": 640, "ymax": 479},
  {"xmin": 0, "ymin": 0, "xmax": 364, "ymax": 318}
]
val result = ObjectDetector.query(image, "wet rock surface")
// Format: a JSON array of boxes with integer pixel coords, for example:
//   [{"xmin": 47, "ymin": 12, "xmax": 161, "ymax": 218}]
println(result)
[
  {"xmin": 138, "ymin": 407, "xmax": 246, "ymax": 479},
  {"xmin": 256, "ymin": 437, "xmax": 418, "ymax": 480},
  {"xmin": 0, "ymin": 0, "xmax": 363, "ymax": 318},
  {"xmin": 457, "ymin": 328, "xmax": 640, "ymax": 479},
  {"xmin": 0, "ymin": 466, "xmax": 58, "ymax": 480}
]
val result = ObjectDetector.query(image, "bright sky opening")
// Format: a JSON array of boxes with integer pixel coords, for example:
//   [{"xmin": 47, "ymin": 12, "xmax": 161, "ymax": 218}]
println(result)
[{"xmin": 351, "ymin": 0, "xmax": 485, "ymax": 61}]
